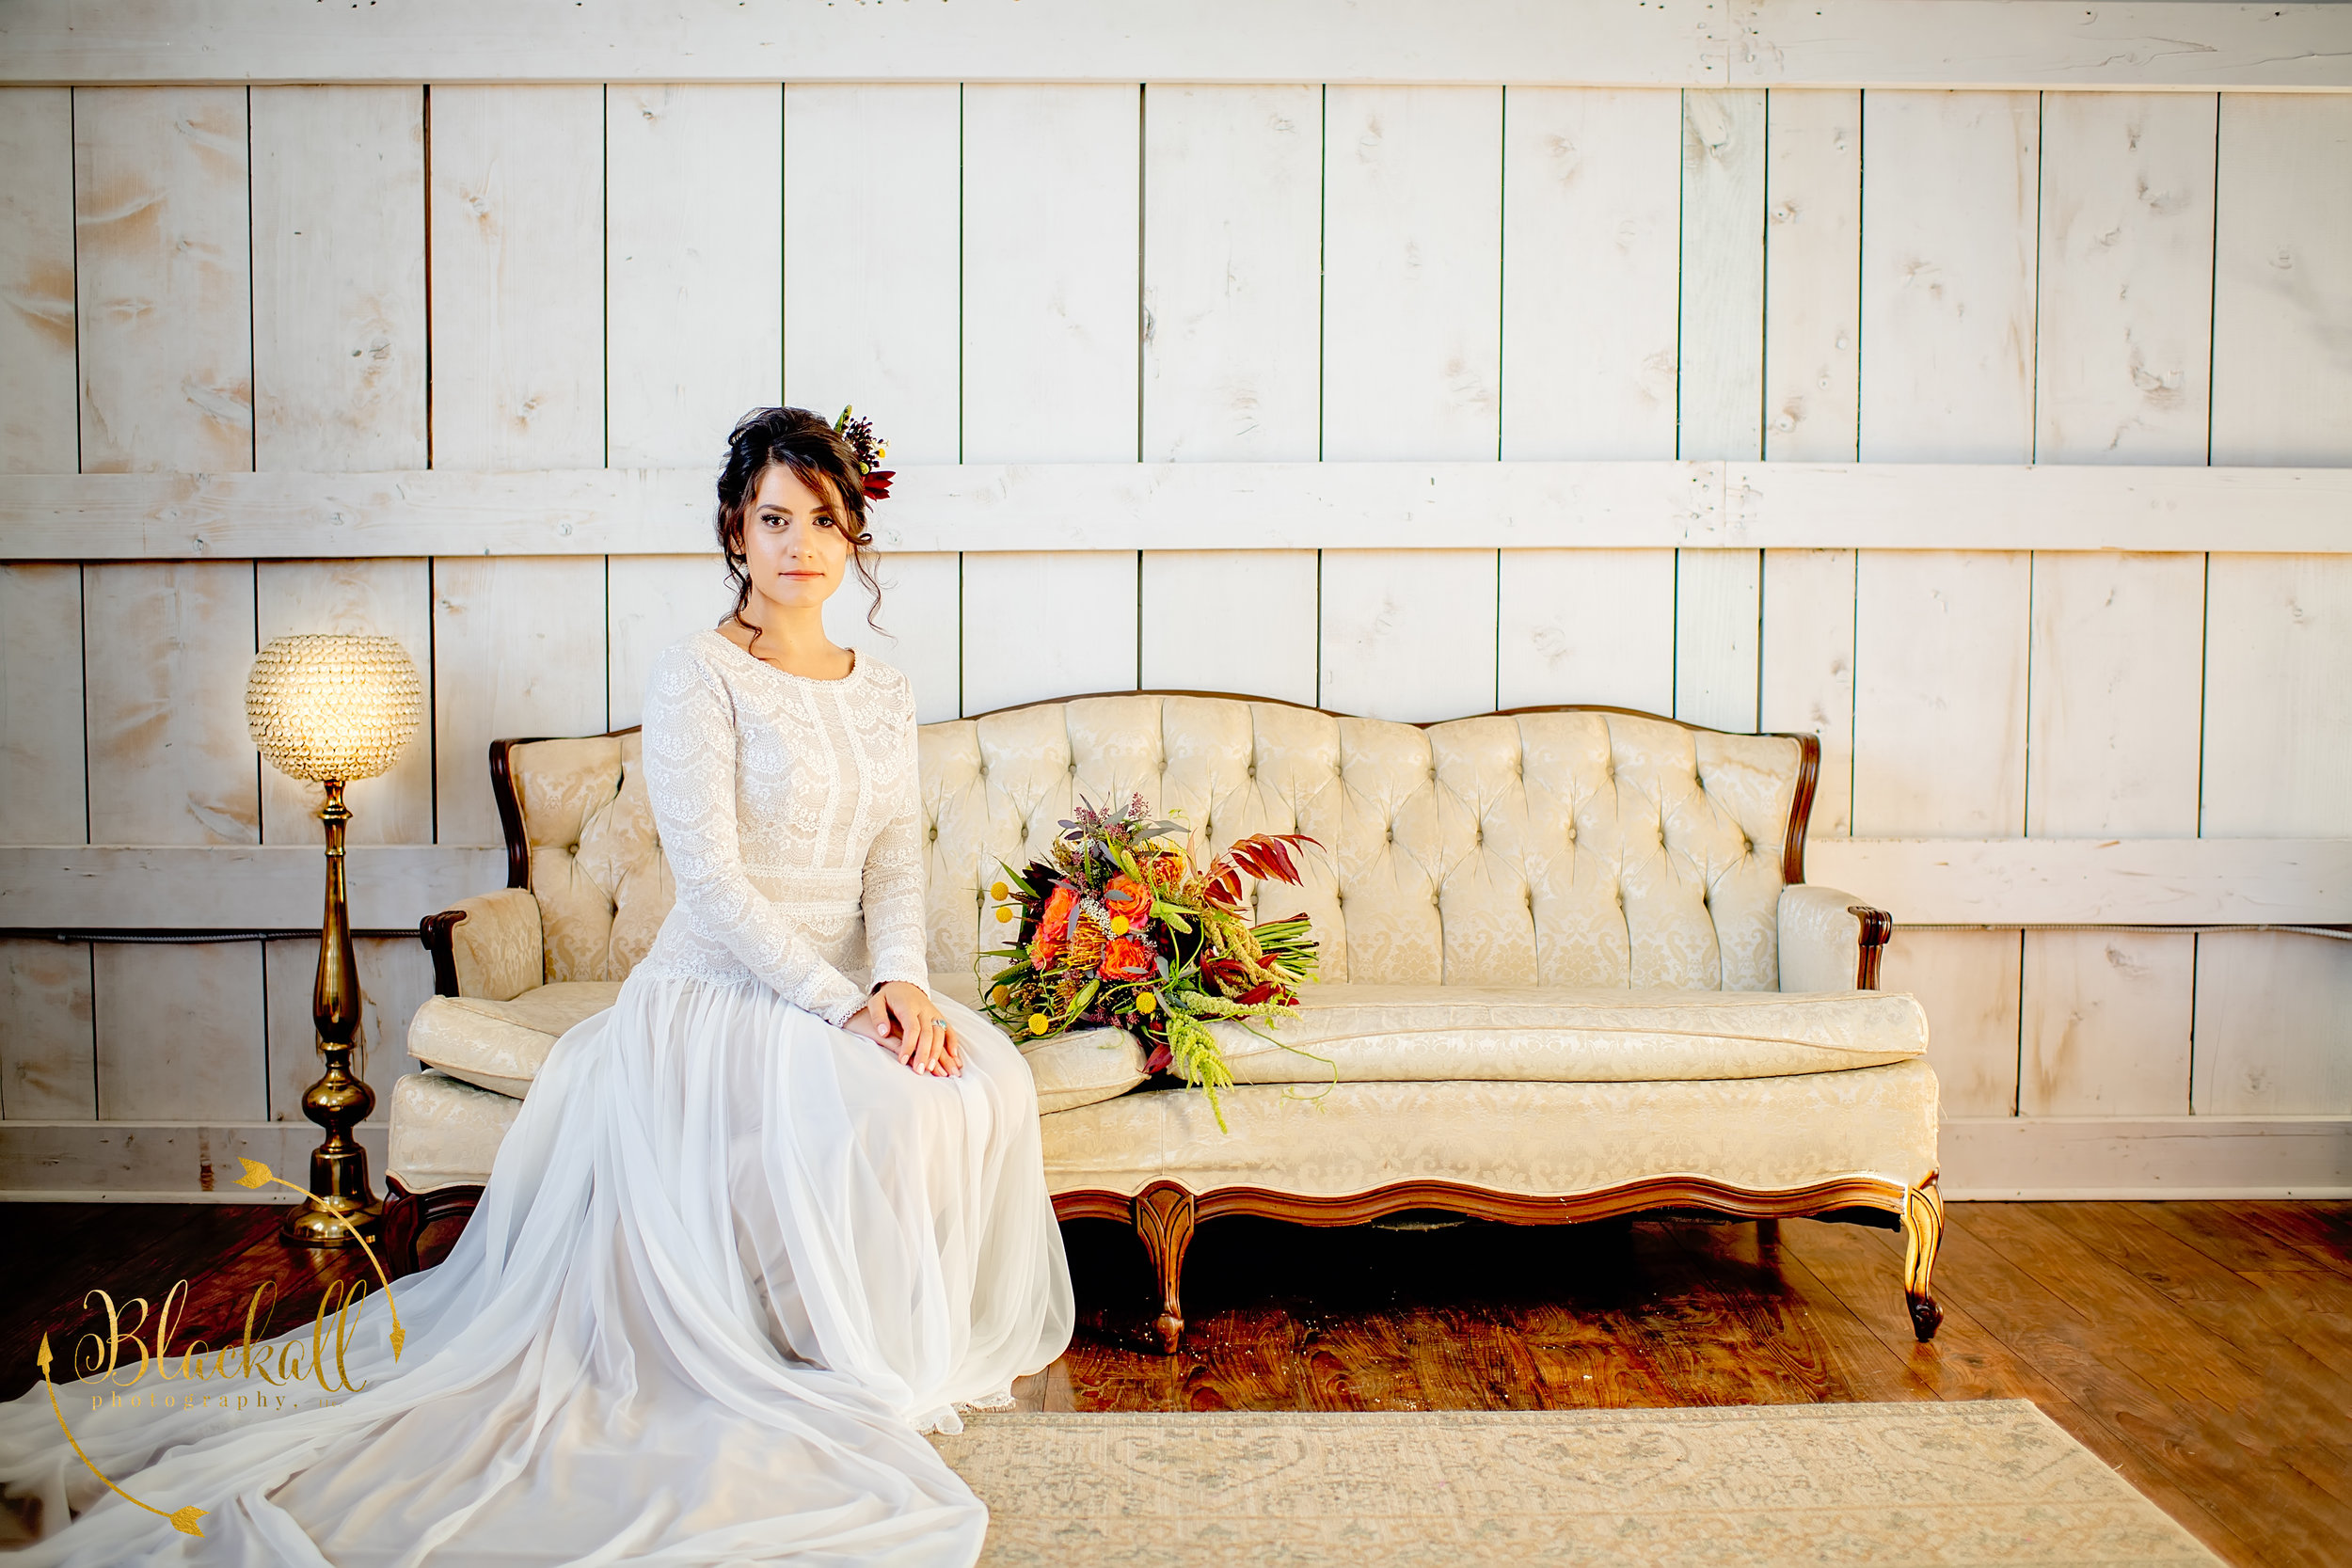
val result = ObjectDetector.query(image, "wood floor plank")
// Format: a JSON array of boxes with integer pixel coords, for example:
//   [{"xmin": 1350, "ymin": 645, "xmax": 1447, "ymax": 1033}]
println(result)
[
  {"xmin": 1938, "ymin": 1212, "xmax": 2323, "ymax": 1565},
  {"xmin": 11, "ymin": 1198, "xmax": 2352, "ymax": 1567}
]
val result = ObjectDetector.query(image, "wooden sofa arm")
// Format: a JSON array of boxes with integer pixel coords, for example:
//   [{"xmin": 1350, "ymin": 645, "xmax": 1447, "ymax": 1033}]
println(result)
[
  {"xmin": 419, "ymin": 888, "xmax": 545, "ymax": 999},
  {"xmin": 1777, "ymin": 884, "xmax": 1893, "ymax": 991}
]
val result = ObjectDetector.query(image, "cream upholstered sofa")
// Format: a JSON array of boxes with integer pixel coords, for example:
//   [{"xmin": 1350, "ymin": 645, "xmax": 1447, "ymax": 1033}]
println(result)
[{"xmin": 387, "ymin": 695, "xmax": 1944, "ymax": 1350}]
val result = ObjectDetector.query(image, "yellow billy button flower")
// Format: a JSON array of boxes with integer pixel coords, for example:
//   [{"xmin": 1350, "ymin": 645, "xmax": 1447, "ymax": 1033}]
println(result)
[
  {"xmin": 1135, "ymin": 990, "xmax": 1157, "ymax": 1015},
  {"xmin": 1109, "ymin": 915, "xmax": 1129, "ymax": 936},
  {"xmin": 995, "ymin": 905, "xmax": 1015, "ymax": 923},
  {"xmin": 991, "ymin": 880, "xmax": 1009, "ymax": 901},
  {"xmin": 1027, "ymin": 1013, "xmax": 1050, "ymax": 1036},
  {"xmin": 990, "ymin": 985, "xmax": 1009, "ymax": 1006}
]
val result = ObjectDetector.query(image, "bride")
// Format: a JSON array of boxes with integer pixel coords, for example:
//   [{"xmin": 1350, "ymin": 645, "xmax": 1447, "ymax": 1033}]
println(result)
[{"xmin": 0, "ymin": 406, "xmax": 1076, "ymax": 1565}]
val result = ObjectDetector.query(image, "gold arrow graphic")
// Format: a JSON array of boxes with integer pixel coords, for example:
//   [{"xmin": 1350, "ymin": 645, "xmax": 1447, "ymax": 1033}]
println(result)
[
  {"xmin": 36, "ymin": 1335, "xmax": 206, "ymax": 1538},
  {"xmin": 231, "ymin": 1158, "xmax": 405, "ymax": 1358}
]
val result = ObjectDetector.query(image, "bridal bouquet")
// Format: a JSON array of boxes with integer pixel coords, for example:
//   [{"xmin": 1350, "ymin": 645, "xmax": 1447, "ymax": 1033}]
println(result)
[{"xmin": 978, "ymin": 794, "xmax": 1321, "ymax": 1128}]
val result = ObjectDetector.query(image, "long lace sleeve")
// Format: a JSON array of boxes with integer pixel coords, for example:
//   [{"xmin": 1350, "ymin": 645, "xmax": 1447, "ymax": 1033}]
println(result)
[
  {"xmin": 860, "ymin": 675, "xmax": 930, "ymax": 994},
  {"xmin": 640, "ymin": 646, "xmax": 868, "ymax": 1025}
]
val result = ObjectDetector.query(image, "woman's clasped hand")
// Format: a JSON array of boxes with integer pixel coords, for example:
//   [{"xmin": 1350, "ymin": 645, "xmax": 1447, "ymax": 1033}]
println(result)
[{"xmin": 846, "ymin": 977, "xmax": 964, "ymax": 1076}]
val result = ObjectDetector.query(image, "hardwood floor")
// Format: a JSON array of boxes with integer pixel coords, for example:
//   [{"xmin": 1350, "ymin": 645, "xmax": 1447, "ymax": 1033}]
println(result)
[{"xmin": 5, "ymin": 1200, "xmax": 2347, "ymax": 1565}]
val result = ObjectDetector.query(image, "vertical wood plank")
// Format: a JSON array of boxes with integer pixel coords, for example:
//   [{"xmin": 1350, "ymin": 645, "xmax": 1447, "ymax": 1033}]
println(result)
[
  {"xmin": 609, "ymin": 555, "xmax": 731, "ymax": 732},
  {"xmin": 94, "ymin": 941, "xmax": 265, "ymax": 1121},
  {"xmin": 0, "ymin": 564, "xmax": 87, "ymax": 844},
  {"xmin": 2026, "ymin": 553, "xmax": 2204, "ymax": 837},
  {"xmin": 2201, "ymin": 555, "xmax": 2352, "ymax": 838},
  {"xmin": 962, "ymin": 86, "xmax": 1138, "ymax": 465},
  {"xmin": 73, "ymin": 87, "xmax": 252, "ymax": 473},
  {"xmin": 961, "ymin": 553, "xmax": 1136, "ymax": 717},
  {"xmin": 2193, "ymin": 932, "xmax": 2352, "ymax": 1117},
  {"xmin": 249, "ymin": 86, "xmax": 427, "ymax": 472},
  {"xmin": 1324, "ymin": 87, "xmax": 1502, "ymax": 461},
  {"xmin": 1851, "ymin": 549, "xmax": 2030, "ymax": 838},
  {"xmin": 83, "ymin": 562, "xmax": 258, "ymax": 846},
  {"xmin": 782, "ymin": 85, "xmax": 961, "ymax": 464},
  {"xmin": 609, "ymin": 85, "xmax": 781, "ymax": 467},
  {"xmin": 1140, "ymin": 550, "xmax": 1318, "ymax": 708},
  {"xmin": 2211, "ymin": 94, "xmax": 2352, "ymax": 468},
  {"xmin": 1762, "ymin": 88, "xmax": 1861, "ymax": 462},
  {"xmin": 1, "ymin": 939, "xmax": 94, "ymax": 1119},
  {"xmin": 2034, "ymin": 92, "xmax": 2216, "ymax": 463},
  {"xmin": 1141, "ymin": 84, "xmax": 1321, "ymax": 464},
  {"xmin": 255, "ymin": 560, "xmax": 434, "ymax": 846},
  {"xmin": 827, "ymin": 552, "xmax": 963, "ymax": 725},
  {"xmin": 1858, "ymin": 90, "xmax": 2040, "ymax": 463},
  {"xmin": 2020, "ymin": 930, "xmax": 2195, "ymax": 1117},
  {"xmin": 1498, "ymin": 549, "xmax": 1675, "ymax": 715},
  {"xmin": 1500, "ymin": 87, "xmax": 1681, "ymax": 460},
  {"xmin": 0, "ymin": 88, "xmax": 78, "ymax": 473},
  {"xmin": 1677, "ymin": 88, "xmax": 1766, "ymax": 462},
  {"xmin": 1881, "ymin": 928, "xmax": 2020, "ymax": 1118},
  {"xmin": 1320, "ymin": 549, "xmax": 1499, "ymax": 723},
  {"xmin": 432, "ymin": 558, "xmax": 608, "ymax": 845},
  {"xmin": 1758, "ymin": 548, "xmax": 1855, "ymax": 837},
  {"xmin": 1675, "ymin": 548, "xmax": 1761, "ymax": 733},
  {"xmin": 265, "ymin": 935, "xmax": 433, "ymax": 1124},
  {"xmin": 428, "ymin": 85, "xmax": 604, "ymax": 471}
]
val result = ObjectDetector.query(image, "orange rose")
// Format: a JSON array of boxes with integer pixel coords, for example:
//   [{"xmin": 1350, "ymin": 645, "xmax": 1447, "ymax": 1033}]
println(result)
[
  {"xmin": 1102, "ymin": 875, "xmax": 1150, "ymax": 924},
  {"xmin": 1142, "ymin": 852, "xmax": 1187, "ymax": 888},
  {"xmin": 1100, "ymin": 935, "xmax": 1155, "ymax": 980},
  {"xmin": 1030, "ymin": 884, "xmax": 1079, "ymax": 966}
]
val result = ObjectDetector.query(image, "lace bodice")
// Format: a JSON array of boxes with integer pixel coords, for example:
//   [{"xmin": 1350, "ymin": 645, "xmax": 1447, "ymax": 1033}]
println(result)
[{"xmin": 634, "ymin": 628, "xmax": 929, "ymax": 1024}]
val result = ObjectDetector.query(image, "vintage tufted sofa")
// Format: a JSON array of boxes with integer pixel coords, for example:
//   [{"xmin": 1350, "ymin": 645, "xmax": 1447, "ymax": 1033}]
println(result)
[{"xmin": 386, "ymin": 694, "xmax": 1945, "ymax": 1349}]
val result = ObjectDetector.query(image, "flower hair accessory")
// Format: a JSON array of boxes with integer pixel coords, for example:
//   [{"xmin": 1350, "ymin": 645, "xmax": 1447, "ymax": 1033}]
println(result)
[{"xmin": 833, "ymin": 406, "xmax": 895, "ymax": 501}]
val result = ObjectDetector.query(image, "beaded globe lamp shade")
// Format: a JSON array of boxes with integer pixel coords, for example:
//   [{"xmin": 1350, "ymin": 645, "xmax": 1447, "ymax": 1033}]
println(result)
[{"xmin": 246, "ymin": 635, "xmax": 424, "ymax": 1248}]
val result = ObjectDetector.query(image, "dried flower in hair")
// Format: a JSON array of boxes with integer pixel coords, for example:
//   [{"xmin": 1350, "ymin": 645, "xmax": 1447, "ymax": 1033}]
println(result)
[{"xmin": 833, "ymin": 404, "xmax": 897, "ymax": 501}]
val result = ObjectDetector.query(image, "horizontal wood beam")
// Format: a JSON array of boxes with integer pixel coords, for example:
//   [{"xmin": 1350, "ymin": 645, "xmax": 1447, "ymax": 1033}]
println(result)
[
  {"xmin": 1807, "ymin": 838, "xmax": 2352, "ymax": 926},
  {"xmin": 1941, "ymin": 1116, "xmax": 2352, "ymax": 1199},
  {"xmin": 3, "ymin": 839, "xmax": 2345, "ymax": 930},
  {"xmin": 2, "ymin": 1, "xmax": 2344, "ymax": 88},
  {"xmin": 0, "ymin": 1121, "xmax": 389, "ymax": 1202},
  {"xmin": 0, "ymin": 846, "xmax": 504, "ymax": 930},
  {"xmin": 7, "ymin": 462, "xmax": 2351, "ymax": 559}
]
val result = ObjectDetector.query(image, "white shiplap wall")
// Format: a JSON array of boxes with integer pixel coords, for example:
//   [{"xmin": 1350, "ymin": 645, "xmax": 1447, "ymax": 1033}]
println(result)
[{"xmin": 1, "ymin": 70, "xmax": 2349, "ymax": 1199}]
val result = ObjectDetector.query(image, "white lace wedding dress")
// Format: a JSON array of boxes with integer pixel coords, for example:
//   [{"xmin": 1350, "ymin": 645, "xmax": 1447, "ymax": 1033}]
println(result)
[{"xmin": 0, "ymin": 629, "xmax": 1075, "ymax": 1566}]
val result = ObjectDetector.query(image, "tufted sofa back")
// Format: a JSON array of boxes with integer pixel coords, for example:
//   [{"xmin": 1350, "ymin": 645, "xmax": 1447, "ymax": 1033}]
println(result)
[
  {"xmin": 495, "ymin": 695, "xmax": 1816, "ymax": 994},
  {"xmin": 921, "ymin": 696, "xmax": 1812, "ymax": 992}
]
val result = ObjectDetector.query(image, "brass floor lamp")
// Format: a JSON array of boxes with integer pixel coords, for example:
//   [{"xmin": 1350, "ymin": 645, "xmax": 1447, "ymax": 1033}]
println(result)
[{"xmin": 246, "ymin": 634, "xmax": 423, "ymax": 1248}]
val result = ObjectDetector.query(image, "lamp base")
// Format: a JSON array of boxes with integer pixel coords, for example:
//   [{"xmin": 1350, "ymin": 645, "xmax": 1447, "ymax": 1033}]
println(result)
[{"xmin": 282, "ymin": 1192, "xmax": 384, "ymax": 1248}]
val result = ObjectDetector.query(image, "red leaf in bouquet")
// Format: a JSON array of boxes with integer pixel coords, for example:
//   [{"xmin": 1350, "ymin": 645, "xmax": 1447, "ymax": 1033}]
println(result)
[
  {"xmin": 862, "ymin": 468, "xmax": 895, "ymax": 499},
  {"xmin": 1144, "ymin": 1041, "xmax": 1173, "ymax": 1074},
  {"xmin": 1204, "ymin": 832, "xmax": 1321, "ymax": 907}
]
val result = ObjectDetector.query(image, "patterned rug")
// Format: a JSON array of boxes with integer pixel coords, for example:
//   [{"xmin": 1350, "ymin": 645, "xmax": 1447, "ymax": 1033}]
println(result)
[{"xmin": 932, "ymin": 1402, "xmax": 2223, "ymax": 1566}]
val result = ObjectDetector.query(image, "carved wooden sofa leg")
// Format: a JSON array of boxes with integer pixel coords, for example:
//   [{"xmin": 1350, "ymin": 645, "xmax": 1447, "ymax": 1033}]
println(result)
[
  {"xmin": 1901, "ymin": 1176, "xmax": 1946, "ymax": 1341},
  {"xmin": 1132, "ymin": 1181, "xmax": 1197, "ymax": 1354},
  {"xmin": 380, "ymin": 1176, "xmax": 485, "ymax": 1280}
]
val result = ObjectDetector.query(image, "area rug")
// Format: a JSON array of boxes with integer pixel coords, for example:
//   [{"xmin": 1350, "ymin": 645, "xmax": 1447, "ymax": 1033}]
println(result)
[{"xmin": 931, "ymin": 1402, "xmax": 2223, "ymax": 1566}]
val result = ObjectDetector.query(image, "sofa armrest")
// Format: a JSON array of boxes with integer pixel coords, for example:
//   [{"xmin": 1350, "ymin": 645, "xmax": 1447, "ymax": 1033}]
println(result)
[
  {"xmin": 1778, "ymin": 884, "xmax": 1894, "ymax": 992},
  {"xmin": 420, "ymin": 889, "xmax": 545, "ymax": 1001}
]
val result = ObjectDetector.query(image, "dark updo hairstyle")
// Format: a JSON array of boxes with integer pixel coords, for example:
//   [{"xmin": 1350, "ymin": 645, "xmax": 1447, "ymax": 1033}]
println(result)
[{"xmin": 715, "ymin": 405, "xmax": 883, "ymax": 657}]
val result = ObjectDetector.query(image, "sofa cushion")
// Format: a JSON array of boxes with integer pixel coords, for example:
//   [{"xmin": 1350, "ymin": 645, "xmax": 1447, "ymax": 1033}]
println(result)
[
  {"xmin": 1038, "ymin": 1057, "xmax": 1940, "ymax": 1200},
  {"xmin": 407, "ymin": 972, "xmax": 1148, "ymax": 1115},
  {"xmin": 1202, "ymin": 984, "xmax": 1929, "ymax": 1086},
  {"xmin": 408, "ymin": 981, "xmax": 624, "ymax": 1098},
  {"xmin": 387, "ymin": 1070, "xmax": 518, "ymax": 1192}
]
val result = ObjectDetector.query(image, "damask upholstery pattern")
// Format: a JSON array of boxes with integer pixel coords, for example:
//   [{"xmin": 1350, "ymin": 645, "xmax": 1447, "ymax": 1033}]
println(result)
[
  {"xmin": 1038, "ymin": 1058, "xmax": 1939, "ymax": 1199},
  {"xmin": 921, "ymin": 697, "xmax": 1801, "ymax": 993},
  {"xmin": 444, "ymin": 888, "xmax": 544, "ymax": 1003},
  {"xmin": 387, "ymin": 1070, "xmax": 522, "ymax": 1193},
  {"xmin": 1206, "ymin": 984, "xmax": 1928, "ymax": 1085},
  {"xmin": 408, "ymin": 980, "xmax": 627, "ymax": 1097}
]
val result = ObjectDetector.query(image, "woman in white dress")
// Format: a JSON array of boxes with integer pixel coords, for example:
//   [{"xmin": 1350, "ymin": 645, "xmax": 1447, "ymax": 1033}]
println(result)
[{"xmin": 0, "ymin": 406, "xmax": 1076, "ymax": 1565}]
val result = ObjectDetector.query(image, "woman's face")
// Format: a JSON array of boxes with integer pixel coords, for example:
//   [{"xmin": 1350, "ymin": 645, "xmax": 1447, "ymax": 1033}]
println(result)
[{"xmin": 739, "ymin": 463, "xmax": 851, "ymax": 614}]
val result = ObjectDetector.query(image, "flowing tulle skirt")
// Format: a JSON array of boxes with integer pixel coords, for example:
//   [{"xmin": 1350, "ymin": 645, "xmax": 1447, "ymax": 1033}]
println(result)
[{"xmin": 0, "ymin": 975, "xmax": 1075, "ymax": 1566}]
